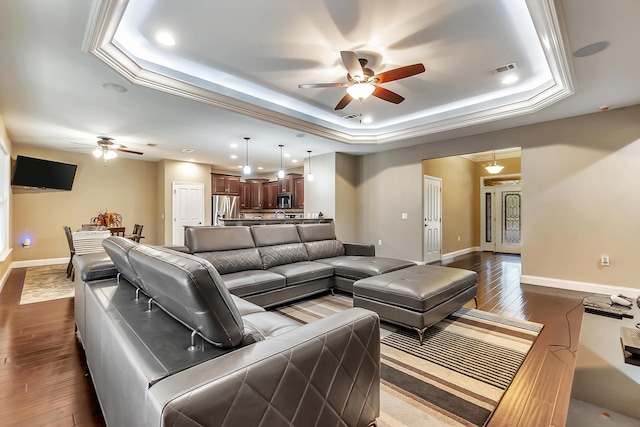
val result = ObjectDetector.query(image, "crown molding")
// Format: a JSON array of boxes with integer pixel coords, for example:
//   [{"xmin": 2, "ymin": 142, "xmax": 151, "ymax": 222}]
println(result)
[{"xmin": 84, "ymin": 0, "xmax": 574, "ymax": 145}]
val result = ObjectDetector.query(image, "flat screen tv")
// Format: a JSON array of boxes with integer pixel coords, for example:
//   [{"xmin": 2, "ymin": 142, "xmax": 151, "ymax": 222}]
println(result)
[{"xmin": 11, "ymin": 155, "xmax": 78, "ymax": 191}]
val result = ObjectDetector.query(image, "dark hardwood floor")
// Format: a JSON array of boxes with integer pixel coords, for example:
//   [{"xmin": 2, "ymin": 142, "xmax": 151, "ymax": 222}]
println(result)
[{"xmin": 0, "ymin": 252, "xmax": 588, "ymax": 427}]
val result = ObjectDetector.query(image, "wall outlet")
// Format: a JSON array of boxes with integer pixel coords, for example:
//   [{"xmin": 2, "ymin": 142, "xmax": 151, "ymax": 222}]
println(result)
[
  {"xmin": 457, "ymin": 236, "xmax": 461, "ymax": 241},
  {"xmin": 601, "ymin": 255, "xmax": 610, "ymax": 267},
  {"xmin": 378, "ymin": 240, "xmax": 382, "ymax": 246},
  {"xmin": 401, "ymin": 213, "xmax": 408, "ymax": 219}
]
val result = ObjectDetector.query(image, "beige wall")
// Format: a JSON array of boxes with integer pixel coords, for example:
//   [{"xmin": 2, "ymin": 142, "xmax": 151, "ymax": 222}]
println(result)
[
  {"xmin": 158, "ymin": 159, "xmax": 212, "ymax": 245},
  {"xmin": 423, "ymin": 156, "xmax": 522, "ymax": 255},
  {"xmin": 335, "ymin": 153, "xmax": 358, "ymax": 242},
  {"xmin": 304, "ymin": 152, "xmax": 336, "ymax": 220},
  {"xmin": 0, "ymin": 117, "xmax": 13, "ymax": 282},
  {"xmin": 10, "ymin": 144, "xmax": 158, "ymax": 261},
  {"xmin": 360, "ymin": 105, "xmax": 640, "ymax": 289}
]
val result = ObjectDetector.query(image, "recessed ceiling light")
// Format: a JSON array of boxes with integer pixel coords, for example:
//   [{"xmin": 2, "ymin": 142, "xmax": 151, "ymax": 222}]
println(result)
[
  {"xmin": 230, "ymin": 154, "xmax": 237, "ymax": 159},
  {"xmin": 257, "ymin": 167, "xmax": 263, "ymax": 170},
  {"xmin": 361, "ymin": 116, "xmax": 373, "ymax": 124},
  {"xmin": 182, "ymin": 148, "xmax": 194, "ymax": 153},
  {"xmin": 284, "ymin": 153, "xmax": 291, "ymax": 158},
  {"xmin": 156, "ymin": 32, "xmax": 175, "ymax": 46},
  {"xmin": 230, "ymin": 143, "xmax": 238, "ymax": 148},
  {"xmin": 188, "ymin": 159, "xmax": 195, "ymax": 162},
  {"xmin": 102, "ymin": 83, "xmax": 127, "ymax": 93},
  {"xmin": 237, "ymin": 165, "xmax": 243, "ymax": 169},
  {"xmin": 292, "ymin": 159, "xmax": 298, "ymax": 163},
  {"xmin": 502, "ymin": 75, "xmax": 519, "ymax": 84},
  {"xmin": 573, "ymin": 41, "xmax": 609, "ymax": 58}
]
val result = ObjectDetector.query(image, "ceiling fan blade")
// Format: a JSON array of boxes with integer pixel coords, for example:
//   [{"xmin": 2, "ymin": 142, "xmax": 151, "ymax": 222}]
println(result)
[
  {"xmin": 340, "ymin": 51, "xmax": 364, "ymax": 81},
  {"xmin": 372, "ymin": 86, "xmax": 405, "ymax": 104},
  {"xmin": 117, "ymin": 148, "xmax": 144, "ymax": 155},
  {"xmin": 334, "ymin": 93, "xmax": 354, "ymax": 110},
  {"xmin": 374, "ymin": 63, "xmax": 425, "ymax": 83},
  {"xmin": 298, "ymin": 83, "xmax": 347, "ymax": 89}
]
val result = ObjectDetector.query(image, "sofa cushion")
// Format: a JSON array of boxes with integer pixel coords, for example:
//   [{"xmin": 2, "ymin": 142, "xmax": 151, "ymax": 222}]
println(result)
[
  {"xmin": 74, "ymin": 251, "xmax": 119, "ymax": 282},
  {"xmin": 185, "ymin": 226, "xmax": 255, "ymax": 253},
  {"xmin": 102, "ymin": 236, "xmax": 142, "ymax": 288},
  {"xmin": 222, "ymin": 270, "xmax": 287, "ymax": 297},
  {"xmin": 268, "ymin": 261, "xmax": 335, "ymax": 286},
  {"xmin": 259, "ymin": 243, "xmax": 310, "ymax": 269},
  {"xmin": 241, "ymin": 311, "xmax": 300, "ymax": 341},
  {"xmin": 128, "ymin": 245, "xmax": 246, "ymax": 348},
  {"xmin": 318, "ymin": 256, "xmax": 416, "ymax": 280},
  {"xmin": 195, "ymin": 248, "xmax": 263, "ymax": 274}
]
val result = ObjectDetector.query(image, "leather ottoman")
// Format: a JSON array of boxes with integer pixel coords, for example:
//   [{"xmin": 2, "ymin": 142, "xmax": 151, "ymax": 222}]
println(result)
[{"xmin": 353, "ymin": 264, "xmax": 478, "ymax": 344}]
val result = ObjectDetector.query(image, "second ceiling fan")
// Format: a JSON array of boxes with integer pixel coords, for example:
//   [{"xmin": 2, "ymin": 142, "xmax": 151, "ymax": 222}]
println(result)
[{"xmin": 298, "ymin": 51, "xmax": 425, "ymax": 110}]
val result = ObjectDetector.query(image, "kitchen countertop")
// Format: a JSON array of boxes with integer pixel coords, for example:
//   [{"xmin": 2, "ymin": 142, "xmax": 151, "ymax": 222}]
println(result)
[{"xmin": 220, "ymin": 218, "xmax": 332, "ymax": 226}]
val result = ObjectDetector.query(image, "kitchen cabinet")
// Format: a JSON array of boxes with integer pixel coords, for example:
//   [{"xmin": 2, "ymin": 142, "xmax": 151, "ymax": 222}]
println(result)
[
  {"xmin": 212, "ymin": 174, "xmax": 240, "ymax": 195},
  {"xmin": 278, "ymin": 173, "xmax": 302, "ymax": 194},
  {"xmin": 263, "ymin": 181, "xmax": 278, "ymax": 209},
  {"xmin": 247, "ymin": 179, "xmax": 268, "ymax": 209},
  {"xmin": 239, "ymin": 183, "xmax": 250, "ymax": 209},
  {"xmin": 294, "ymin": 177, "xmax": 304, "ymax": 209}
]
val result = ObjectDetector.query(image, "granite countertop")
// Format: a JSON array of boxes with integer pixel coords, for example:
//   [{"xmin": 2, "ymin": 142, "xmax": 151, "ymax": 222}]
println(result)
[{"xmin": 220, "ymin": 218, "xmax": 332, "ymax": 225}]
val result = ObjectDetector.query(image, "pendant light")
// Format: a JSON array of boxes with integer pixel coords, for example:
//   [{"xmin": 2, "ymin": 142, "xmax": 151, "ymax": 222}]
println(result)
[
  {"xmin": 277, "ymin": 144, "xmax": 285, "ymax": 179},
  {"xmin": 306, "ymin": 150, "xmax": 314, "ymax": 182},
  {"xmin": 484, "ymin": 151, "xmax": 504, "ymax": 175},
  {"xmin": 243, "ymin": 137, "xmax": 251, "ymax": 175}
]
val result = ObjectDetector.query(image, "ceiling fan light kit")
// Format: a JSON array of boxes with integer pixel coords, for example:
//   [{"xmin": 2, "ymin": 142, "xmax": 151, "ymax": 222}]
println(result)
[{"xmin": 346, "ymin": 82, "xmax": 375, "ymax": 100}]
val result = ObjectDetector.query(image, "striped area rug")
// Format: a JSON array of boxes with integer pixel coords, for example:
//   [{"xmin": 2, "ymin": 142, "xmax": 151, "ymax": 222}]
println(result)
[{"xmin": 276, "ymin": 294, "xmax": 543, "ymax": 427}]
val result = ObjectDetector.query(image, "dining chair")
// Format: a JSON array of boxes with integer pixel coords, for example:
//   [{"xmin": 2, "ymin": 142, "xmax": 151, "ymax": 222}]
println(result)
[
  {"xmin": 126, "ymin": 223, "xmax": 144, "ymax": 243},
  {"xmin": 109, "ymin": 227, "xmax": 126, "ymax": 237},
  {"xmin": 63, "ymin": 226, "xmax": 76, "ymax": 280}
]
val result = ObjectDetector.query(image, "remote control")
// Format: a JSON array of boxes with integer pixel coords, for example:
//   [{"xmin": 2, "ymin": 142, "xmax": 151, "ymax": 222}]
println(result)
[{"xmin": 582, "ymin": 302, "xmax": 634, "ymax": 319}]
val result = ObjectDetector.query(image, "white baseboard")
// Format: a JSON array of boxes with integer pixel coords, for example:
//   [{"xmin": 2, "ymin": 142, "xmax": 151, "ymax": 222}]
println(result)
[
  {"xmin": 520, "ymin": 274, "xmax": 640, "ymax": 297},
  {"xmin": 442, "ymin": 246, "xmax": 481, "ymax": 261},
  {"xmin": 11, "ymin": 257, "xmax": 68, "ymax": 269},
  {"xmin": 0, "ymin": 267, "xmax": 10, "ymax": 294}
]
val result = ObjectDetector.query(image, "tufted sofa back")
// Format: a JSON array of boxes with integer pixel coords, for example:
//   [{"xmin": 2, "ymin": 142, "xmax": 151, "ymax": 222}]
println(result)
[
  {"xmin": 250, "ymin": 225, "xmax": 310, "ymax": 269},
  {"xmin": 185, "ymin": 226, "xmax": 263, "ymax": 274},
  {"xmin": 296, "ymin": 223, "xmax": 345, "ymax": 260}
]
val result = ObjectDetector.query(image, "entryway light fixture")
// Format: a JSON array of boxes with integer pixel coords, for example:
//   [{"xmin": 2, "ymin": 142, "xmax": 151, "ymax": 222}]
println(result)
[
  {"xmin": 306, "ymin": 150, "xmax": 314, "ymax": 182},
  {"xmin": 484, "ymin": 151, "xmax": 504, "ymax": 175},
  {"xmin": 277, "ymin": 145, "xmax": 285, "ymax": 179},
  {"xmin": 243, "ymin": 137, "xmax": 251, "ymax": 175},
  {"xmin": 346, "ymin": 82, "xmax": 375, "ymax": 100}
]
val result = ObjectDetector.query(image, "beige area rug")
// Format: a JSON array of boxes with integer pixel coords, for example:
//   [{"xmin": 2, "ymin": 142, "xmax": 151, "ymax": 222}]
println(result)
[
  {"xmin": 19, "ymin": 264, "xmax": 74, "ymax": 305},
  {"xmin": 276, "ymin": 294, "xmax": 543, "ymax": 427}
]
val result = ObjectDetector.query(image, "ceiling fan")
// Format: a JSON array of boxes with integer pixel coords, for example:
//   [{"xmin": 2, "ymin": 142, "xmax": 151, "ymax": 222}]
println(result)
[
  {"xmin": 298, "ymin": 51, "xmax": 426, "ymax": 110},
  {"xmin": 93, "ymin": 136, "xmax": 143, "ymax": 160}
]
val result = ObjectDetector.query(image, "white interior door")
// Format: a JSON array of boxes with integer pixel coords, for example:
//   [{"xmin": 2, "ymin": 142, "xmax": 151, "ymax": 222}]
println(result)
[
  {"xmin": 423, "ymin": 175, "xmax": 442, "ymax": 263},
  {"xmin": 172, "ymin": 182, "xmax": 204, "ymax": 245},
  {"xmin": 481, "ymin": 183, "xmax": 522, "ymax": 254}
]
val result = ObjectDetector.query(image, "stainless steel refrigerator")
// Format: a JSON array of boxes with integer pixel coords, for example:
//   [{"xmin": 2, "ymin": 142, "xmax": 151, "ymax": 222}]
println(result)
[{"xmin": 212, "ymin": 195, "xmax": 239, "ymax": 225}]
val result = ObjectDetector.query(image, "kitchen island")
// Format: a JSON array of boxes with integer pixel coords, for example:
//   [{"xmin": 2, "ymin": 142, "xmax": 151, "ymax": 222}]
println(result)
[{"xmin": 220, "ymin": 218, "xmax": 333, "ymax": 226}]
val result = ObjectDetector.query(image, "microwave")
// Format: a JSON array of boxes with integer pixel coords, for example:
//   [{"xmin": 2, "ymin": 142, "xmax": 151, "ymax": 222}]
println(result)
[{"xmin": 276, "ymin": 194, "xmax": 294, "ymax": 209}]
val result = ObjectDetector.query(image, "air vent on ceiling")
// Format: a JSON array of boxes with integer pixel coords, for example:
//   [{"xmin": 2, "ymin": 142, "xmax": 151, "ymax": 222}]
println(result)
[
  {"xmin": 342, "ymin": 113, "xmax": 360, "ymax": 120},
  {"xmin": 493, "ymin": 62, "xmax": 518, "ymax": 74}
]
